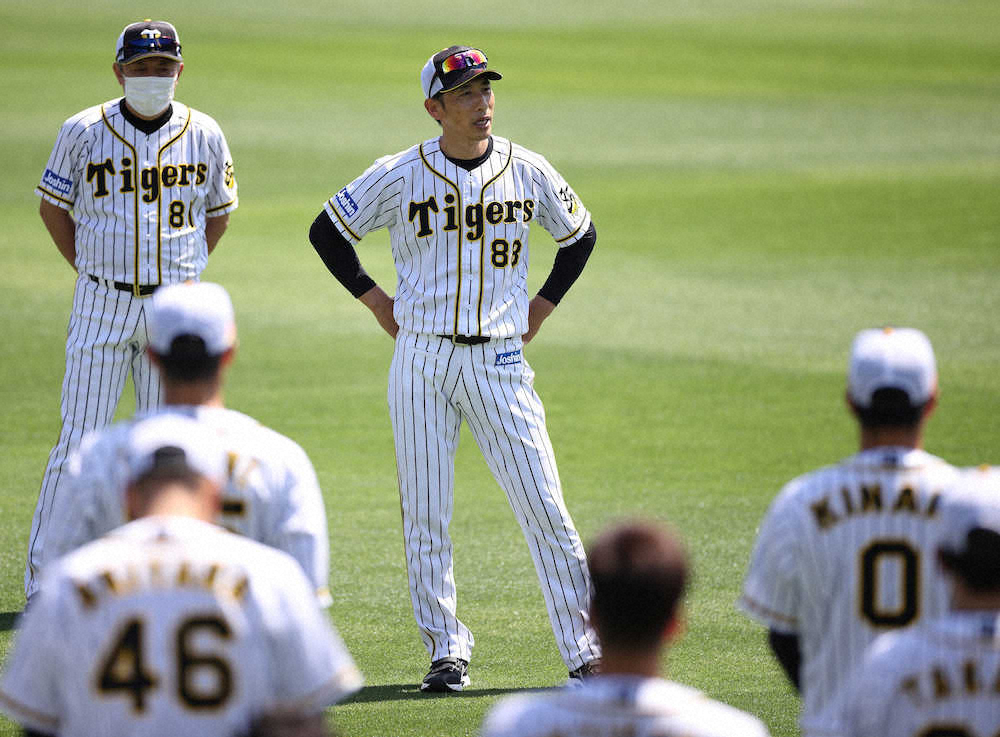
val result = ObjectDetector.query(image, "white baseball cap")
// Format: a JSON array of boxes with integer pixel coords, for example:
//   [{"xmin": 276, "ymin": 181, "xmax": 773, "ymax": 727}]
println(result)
[
  {"xmin": 148, "ymin": 282, "xmax": 236, "ymax": 355},
  {"xmin": 126, "ymin": 413, "xmax": 227, "ymax": 486},
  {"xmin": 847, "ymin": 327, "xmax": 937, "ymax": 408},
  {"xmin": 937, "ymin": 466, "xmax": 1000, "ymax": 557}
]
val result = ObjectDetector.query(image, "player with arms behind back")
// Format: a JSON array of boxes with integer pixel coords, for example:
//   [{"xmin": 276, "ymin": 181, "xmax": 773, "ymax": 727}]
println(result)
[
  {"xmin": 0, "ymin": 414, "xmax": 361, "ymax": 737},
  {"xmin": 41, "ymin": 282, "xmax": 333, "ymax": 606},
  {"xmin": 740, "ymin": 327, "xmax": 963, "ymax": 729},
  {"xmin": 27, "ymin": 19, "xmax": 239, "ymax": 601},
  {"xmin": 309, "ymin": 45, "xmax": 601, "ymax": 690},
  {"xmin": 807, "ymin": 466, "xmax": 1000, "ymax": 737},
  {"xmin": 482, "ymin": 520, "xmax": 770, "ymax": 737}
]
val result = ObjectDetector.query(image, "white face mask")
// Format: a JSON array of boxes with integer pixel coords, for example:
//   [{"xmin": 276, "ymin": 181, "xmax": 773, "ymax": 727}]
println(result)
[{"xmin": 123, "ymin": 75, "xmax": 176, "ymax": 117}]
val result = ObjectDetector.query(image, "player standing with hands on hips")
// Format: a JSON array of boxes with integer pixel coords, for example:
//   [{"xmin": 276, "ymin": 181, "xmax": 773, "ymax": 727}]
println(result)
[
  {"xmin": 309, "ymin": 45, "xmax": 601, "ymax": 691},
  {"xmin": 26, "ymin": 19, "xmax": 238, "ymax": 601}
]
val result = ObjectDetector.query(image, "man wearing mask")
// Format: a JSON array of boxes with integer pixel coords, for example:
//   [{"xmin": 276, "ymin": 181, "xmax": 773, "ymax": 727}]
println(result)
[{"xmin": 26, "ymin": 19, "xmax": 239, "ymax": 601}]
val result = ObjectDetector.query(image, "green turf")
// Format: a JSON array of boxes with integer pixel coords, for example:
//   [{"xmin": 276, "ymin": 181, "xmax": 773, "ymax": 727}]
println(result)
[{"xmin": 1, "ymin": 0, "xmax": 998, "ymax": 735}]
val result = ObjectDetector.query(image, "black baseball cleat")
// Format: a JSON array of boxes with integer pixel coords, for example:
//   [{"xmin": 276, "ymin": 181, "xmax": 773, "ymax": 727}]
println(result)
[
  {"xmin": 421, "ymin": 657, "xmax": 470, "ymax": 692},
  {"xmin": 566, "ymin": 659, "xmax": 601, "ymax": 686}
]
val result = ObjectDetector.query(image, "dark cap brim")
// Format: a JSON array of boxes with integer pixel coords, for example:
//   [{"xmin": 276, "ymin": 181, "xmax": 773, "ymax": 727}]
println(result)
[{"xmin": 438, "ymin": 69, "xmax": 502, "ymax": 96}]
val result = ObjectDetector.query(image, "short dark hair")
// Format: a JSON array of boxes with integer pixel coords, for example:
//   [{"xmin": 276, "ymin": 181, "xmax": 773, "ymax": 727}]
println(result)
[
  {"xmin": 588, "ymin": 521, "xmax": 689, "ymax": 649},
  {"xmin": 154, "ymin": 335, "xmax": 223, "ymax": 382},
  {"xmin": 855, "ymin": 387, "xmax": 926, "ymax": 429},
  {"xmin": 939, "ymin": 528, "xmax": 1000, "ymax": 592}
]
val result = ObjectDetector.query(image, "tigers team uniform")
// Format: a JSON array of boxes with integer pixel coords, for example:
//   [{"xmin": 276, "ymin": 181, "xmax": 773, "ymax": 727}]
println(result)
[
  {"xmin": 740, "ymin": 447, "xmax": 962, "ymax": 726},
  {"xmin": 0, "ymin": 516, "xmax": 361, "ymax": 737},
  {"xmin": 481, "ymin": 675, "xmax": 771, "ymax": 737},
  {"xmin": 42, "ymin": 405, "xmax": 332, "ymax": 605},
  {"xmin": 28, "ymin": 97, "xmax": 238, "ymax": 597},
  {"xmin": 321, "ymin": 135, "xmax": 600, "ymax": 669},
  {"xmin": 805, "ymin": 612, "xmax": 1000, "ymax": 737}
]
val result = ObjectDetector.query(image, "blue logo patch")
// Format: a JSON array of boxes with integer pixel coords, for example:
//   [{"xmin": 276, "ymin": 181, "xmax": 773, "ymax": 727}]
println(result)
[
  {"xmin": 335, "ymin": 187, "xmax": 358, "ymax": 217},
  {"xmin": 42, "ymin": 168, "xmax": 73, "ymax": 195},
  {"xmin": 495, "ymin": 349, "xmax": 522, "ymax": 367}
]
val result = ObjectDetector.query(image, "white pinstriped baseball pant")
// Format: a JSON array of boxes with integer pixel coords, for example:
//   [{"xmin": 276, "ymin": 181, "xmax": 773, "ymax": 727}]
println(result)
[
  {"xmin": 389, "ymin": 330, "xmax": 601, "ymax": 670},
  {"xmin": 25, "ymin": 275, "xmax": 162, "ymax": 597}
]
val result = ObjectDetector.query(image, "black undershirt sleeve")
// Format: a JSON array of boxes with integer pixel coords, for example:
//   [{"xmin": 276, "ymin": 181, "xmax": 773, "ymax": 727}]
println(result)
[
  {"xmin": 537, "ymin": 222, "xmax": 597, "ymax": 306},
  {"xmin": 308, "ymin": 211, "xmax": 377, "ymax": 298},
  {"xmin": 768, "ymin": 629, "xmax": 802, "ymax": 692}
]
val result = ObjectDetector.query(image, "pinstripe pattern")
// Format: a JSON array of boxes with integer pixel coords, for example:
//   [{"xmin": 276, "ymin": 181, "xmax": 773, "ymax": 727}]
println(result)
[
  {"xmin": 806, "ymin": 612, "xmax": 1000, "ymax": 736},
  {"xmin": 4, "ymin": 518, "xmax": 362, "ymax": 735},
  {"xmin": 740, "ymin": 447, "xmax": 963, "ymax": 727},
  {"xmin": 324, "ymin": 136, "xmax": 591, "ymax": 338},
  {"xmin": 26, "ymin": 97, "xmax": 237, "ymax": 598},
  {"xmin": 389, "ymin": 331, "xmax": 599, "ymax": 668},
  {"xmin": 43, "ymin": 405, "xmax": 332, "ymax": 606}
]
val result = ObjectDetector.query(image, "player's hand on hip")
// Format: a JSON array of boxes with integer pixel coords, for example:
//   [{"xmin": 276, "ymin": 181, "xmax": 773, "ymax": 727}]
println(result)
[
  {"xmin": 359, "ymin": 285, "xmax": 399, "ymax": 339},
  {"xmin": 523, "ymin": 294, "xmax": 556, "ymax": 344}
]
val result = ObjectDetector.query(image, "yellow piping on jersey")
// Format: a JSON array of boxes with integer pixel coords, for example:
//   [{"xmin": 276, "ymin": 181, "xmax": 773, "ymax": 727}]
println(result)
[
  {"xmin": 100, "ymin": 104, "xmax": 140, "ymax": 290},
  {"xmin": 419, "ymin": 144, "xmax": 462, "ymax": 336},
  {"xmin": 36, "ymin": 186, "xmax": 74, "ymax": 207},
  {"xmin": 475, "ymin": 144, "xmax": 512, "ymax": 336},
  {"xmin": 327, "ymin": 198, "xmax": 361, "ymax": 241},
  {"xmin": 555, "ymin": 218, "xmax": 584, "ymax": 244},
  {"xmin": 156, "ymin": 108, "xmax": 192, "ymax": 289}
]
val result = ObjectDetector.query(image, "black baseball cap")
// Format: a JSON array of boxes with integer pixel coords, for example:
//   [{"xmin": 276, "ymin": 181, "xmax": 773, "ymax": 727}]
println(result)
[
  {"xmin": 115, "ymin": 20, "xmax": 183, "ymax": 64},
  {"xmin": 421, "ymin": 46, "xmax": 501, "ymax": 99}
]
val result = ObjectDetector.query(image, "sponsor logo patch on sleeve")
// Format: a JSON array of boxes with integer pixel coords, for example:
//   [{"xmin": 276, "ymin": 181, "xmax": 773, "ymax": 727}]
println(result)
[
  {"xmin": 335, "ymin": 187, "xmax": 359, "ymax": 217},
  {"xmin": 41, "ymin": 168, "xmax": 73, "ymax": 196},
  {"xmin": 495, "ymin": 349, "xmax": 522, "ymax": 367}
]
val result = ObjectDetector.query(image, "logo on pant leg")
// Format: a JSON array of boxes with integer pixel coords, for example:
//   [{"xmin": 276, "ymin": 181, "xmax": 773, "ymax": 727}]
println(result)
[{"xmin": 495, "ymin": 349, "xmax": 522, "ymax": 367}]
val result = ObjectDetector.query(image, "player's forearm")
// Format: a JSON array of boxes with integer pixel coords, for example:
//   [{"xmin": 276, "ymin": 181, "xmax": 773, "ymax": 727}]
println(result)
[
  {"xmin": 39, "ymin": 200, "xmax": 76, "ymax": 270},
  {"xmin": 537, "ymin": 222, "xmax": 596, "ymax": 305},
  {"xmin": 205, "ymin": 213, "xmax": 230, "ymax": 254},
  {"xmin": 358, "ymin": 285, "xmax": 398, "ymax": 338}
]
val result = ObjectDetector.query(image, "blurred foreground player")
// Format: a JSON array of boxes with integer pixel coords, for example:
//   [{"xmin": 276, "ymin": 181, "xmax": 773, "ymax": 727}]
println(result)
[
  {"xmin": 0, "ymin": 414, "xmax": 361, "ymax": 737},
  {"xmin": 807, "ymin": 466, "xmax": 1000, "ymax": 736},
  {"xmin": 740, "ymin": 327, "xmax": 963, "ymax": 728},
  {"xmin": 40, "ymin": 282, "xmax": 332, "ymax": 605},
  {"xmin": 481, "ymin": 521, "xmax": 770, "ymax": 737}
]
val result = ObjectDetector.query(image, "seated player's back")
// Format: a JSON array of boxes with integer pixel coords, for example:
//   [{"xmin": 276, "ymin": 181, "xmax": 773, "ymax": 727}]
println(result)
[
  {"xmin": 53, "ymin": 404, "xmax": 330, "ymax": 602},
  {"xmin": 483, "ymin": 676, "xmax": 769, "ymax": 737},
  {"xmin": 4, "ymin": 515, "xmax": 352, "ymax": 737}
]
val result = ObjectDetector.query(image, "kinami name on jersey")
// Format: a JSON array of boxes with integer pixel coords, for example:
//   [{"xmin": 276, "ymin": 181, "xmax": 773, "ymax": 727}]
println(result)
[{"xmin": 85, "ymin": 157, "xmax": 210, "ymax": 202}]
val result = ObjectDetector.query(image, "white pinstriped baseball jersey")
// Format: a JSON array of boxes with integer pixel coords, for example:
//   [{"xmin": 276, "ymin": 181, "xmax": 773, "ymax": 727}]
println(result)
[
  {"xmin": 481, "ymin": 675, "xmax": 771, "ymax": 737},
  {"xmin": 323, "ymin": 135, "xmax": 591, "ymax": 338},
  {"xmin": 36, "ymin": 98, "xmax": 237, "ymax": 284},
  {"xmin": 740, "ymin": 447, "xmax": 962, "ymax": 725},
  {"xmin": 0, "ymin": 516, "xmax": 361, "ymax": 737},
  {"xmin": 805, "ymin": 612, "xmax": 1000, "ymax": 737},
  {"xmin": 43, "ymin": 406, "xmax": 332, "ymax": 605}
]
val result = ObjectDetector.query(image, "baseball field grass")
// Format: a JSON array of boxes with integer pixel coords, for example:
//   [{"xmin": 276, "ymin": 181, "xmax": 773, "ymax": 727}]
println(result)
[{"xmin": 1, "ymin": 0, "xmax": 998, "ymax": 734}]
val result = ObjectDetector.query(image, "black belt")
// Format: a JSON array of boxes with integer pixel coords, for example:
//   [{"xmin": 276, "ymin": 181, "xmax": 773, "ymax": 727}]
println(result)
[
  {"xmin": 88, "ymin": 274, "xmax": 159, "ymax": 296},
  {"xmin": 437, "ymin": 334, "xmax": 491, "ymax": 346}
]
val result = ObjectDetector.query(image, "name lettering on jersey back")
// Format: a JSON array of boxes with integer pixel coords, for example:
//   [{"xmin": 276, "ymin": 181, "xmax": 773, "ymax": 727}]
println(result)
[
  {"xmin": 897, "ymin": 660, "xmax": 1000, "ymax": 706},
  {"xmin": 810, "ymin": 484, "xmax": 941, "ymax": 531},
  {"xmin": 86, "ymin": 157, "xmax": 208, "ymax": 202},
  {"xmin": 74, "ymin": 559, "xmax": 248, "ymax": 610},
  {"xmin": 408, "ymin": 195, "xmax": 535, "ymax": 240}
]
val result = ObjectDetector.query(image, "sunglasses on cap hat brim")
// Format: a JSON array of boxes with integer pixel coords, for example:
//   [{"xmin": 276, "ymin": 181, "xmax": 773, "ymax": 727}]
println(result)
[{"xmin": 431, "ymin": 48, "xmax": 501, "ymax": 96}]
